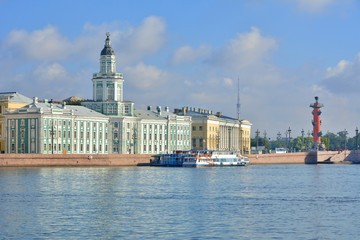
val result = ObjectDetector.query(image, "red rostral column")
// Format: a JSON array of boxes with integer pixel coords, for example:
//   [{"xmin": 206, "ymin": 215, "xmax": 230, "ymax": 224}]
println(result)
[{"xmin": 310, "ymin": 96, "xmax": 324, "ymax": 146}]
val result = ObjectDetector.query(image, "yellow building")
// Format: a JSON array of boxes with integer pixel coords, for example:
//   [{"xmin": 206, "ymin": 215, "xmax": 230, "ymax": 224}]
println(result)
[
  {"xmin": 175, "ymin": 107, "xmax": 252, "ymax": 154},
  {"xmin": 0, "ymin": 92, "xmax": 32, "ymax": 153}
]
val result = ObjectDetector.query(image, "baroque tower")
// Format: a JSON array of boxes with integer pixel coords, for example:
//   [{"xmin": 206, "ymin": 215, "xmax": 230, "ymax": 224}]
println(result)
[
  {"xmin": 83, "ymin": 33, "xmax": 134, "ymax": 116},
  {"xmin": 310, "ymin": 96, "xmax": 324, "ymax": 149}
]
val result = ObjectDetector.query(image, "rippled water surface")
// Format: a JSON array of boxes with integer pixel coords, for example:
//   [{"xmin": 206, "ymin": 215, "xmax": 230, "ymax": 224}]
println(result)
[{"xmin": 1, "ymin": 164, "xmax": 360, "ymax": 239}]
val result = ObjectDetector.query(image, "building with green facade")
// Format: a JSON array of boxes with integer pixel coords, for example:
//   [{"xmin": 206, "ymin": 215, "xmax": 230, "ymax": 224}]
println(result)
[
  {"xmin": 83, "ymin": 33, "xmax": 192, "ymax": 154},
  {"xmin": 5, "ymin": 98, "xmax": 109, "ymax": 154}
]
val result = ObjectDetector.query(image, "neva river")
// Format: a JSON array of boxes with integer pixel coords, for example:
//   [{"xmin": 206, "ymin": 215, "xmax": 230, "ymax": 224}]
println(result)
[{"xmin": 1, "ymin": 165, "xmax": 360, "ymax": 239}]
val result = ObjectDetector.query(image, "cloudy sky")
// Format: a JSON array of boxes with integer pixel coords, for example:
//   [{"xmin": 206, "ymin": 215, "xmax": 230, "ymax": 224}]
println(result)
[{"xmin": 1, "ymin": 0, "xmax": 360, "ymax": 138}]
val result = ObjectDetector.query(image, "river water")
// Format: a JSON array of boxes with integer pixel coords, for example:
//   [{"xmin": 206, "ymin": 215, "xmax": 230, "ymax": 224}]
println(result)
[{"xmin": 1, "ymin": 164, "xmax": 359, "ymax": 239}]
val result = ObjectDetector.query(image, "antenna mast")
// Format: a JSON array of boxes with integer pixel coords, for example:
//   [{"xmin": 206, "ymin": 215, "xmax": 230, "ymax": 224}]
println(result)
[{"xmin": 237, "ymin": 77, "xmax": 241, "ymax": 120}]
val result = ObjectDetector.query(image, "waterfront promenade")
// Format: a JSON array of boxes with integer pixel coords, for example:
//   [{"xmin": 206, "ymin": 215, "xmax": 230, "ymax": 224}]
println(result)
[{"xmin": 1, "ymin": 151, "xmax": 359, "ymax": 167}]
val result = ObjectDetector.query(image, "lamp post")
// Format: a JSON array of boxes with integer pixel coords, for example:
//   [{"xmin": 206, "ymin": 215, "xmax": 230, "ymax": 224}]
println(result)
[
  {"xmin": 263, "ymin": 130, "xmax": 267, "ymax": 153},
  {"xmin": 288, "ymin": 127, "xmax": 292, "ymax": 152},
  {"xmin": 356, "ymin": 127, "xmax": 359, "ymax": 150},
  {"xmin": 277, "ymin": 132, "xmax": 281, "ymax": 148},
  {"xmin": 301, "ymin": 129, "xmax": 304, "ymax": 152},
  {"xmin": 344, "ymin": 129, "xmax": 348, "ymax": 150},
  {"xmin": 255, "ymin": 129, "xmax": 260, "ymax": 152}
]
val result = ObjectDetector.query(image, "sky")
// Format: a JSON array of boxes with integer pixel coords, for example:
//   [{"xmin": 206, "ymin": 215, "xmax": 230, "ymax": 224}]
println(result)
[{"xmin": 1, "ymin": 0, "xmax": 360, "ymax": 139}]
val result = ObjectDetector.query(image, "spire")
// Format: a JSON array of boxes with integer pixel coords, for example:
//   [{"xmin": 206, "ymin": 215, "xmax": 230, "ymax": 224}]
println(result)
[{"xmin": 101, "ymin": 32, "xmax": 115, "ymax": 56}]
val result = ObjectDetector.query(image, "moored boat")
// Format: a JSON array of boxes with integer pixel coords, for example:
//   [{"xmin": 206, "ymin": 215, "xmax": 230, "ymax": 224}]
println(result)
[{"xmin": 182, "ymin": 151, "xmax": 250, "ymax": 167}]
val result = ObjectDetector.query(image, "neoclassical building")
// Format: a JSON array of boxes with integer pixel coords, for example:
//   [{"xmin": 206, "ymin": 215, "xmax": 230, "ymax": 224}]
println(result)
[
  {"xmin": 175, "ymin": 107, "xmax": 252, "ymax": 154},
  {"xmin": 83, "ymin": 33, "xmax": 192, "ymax": 154},
  {"xmin": 5, "ymin": 98, "xmax": 109, "ymax": 154}
]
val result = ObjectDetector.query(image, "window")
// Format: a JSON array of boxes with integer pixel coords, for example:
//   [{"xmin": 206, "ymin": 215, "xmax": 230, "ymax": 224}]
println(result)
[
  {"xmin": 93, "ymin": 144, "xmax": 96, "ymax": 152},
  {"xmin": 107, "ymin": 85, "xmax": 114, "ymax": 100},
  {"xmin": 74, "ymin": 131, "xmax": 77, "ymax": 138},
  {"xmin": 99, "ymin": 144, "xmax": 102, "ymax": 152},
  {"xmin": 144, "ymin": 133, "xmax": 146, "ymax": 139},
  {"xmin": 63, "ymin": 121, "xmax": 66, "ymax": 126},
  {"xmin": 105, "ymin": 145, "xmax": 108, "ymax": 152},
  {"xmin": 199, "ymin": 126, "xmax": 203, "ymax": 131},
  {"xmin": 68, "ymin": 144, "xmax": 70, "ymax": 151},
  {"xmin": 54, "ymin": 144, "xmax": 57, "ymax": 151},
  {"xmin": 93, "ymin": 123, "xmax": 96, "ymax": 128},
  {"xmin": 192, "ymin": 126, "xmax": 196, "ymax": 131},
  {"xmin": 12, "ymin": 130, "xmax": 15, "ymax": 138},
  {"xmin": 58, "ymin": 130, "xmax": 61, "ymax": 138},
  {"xmin": 124, "ymin": 105, "xmax": 130, "ymax": 114},
  {"xmin": 127, "ymin": 123, "xmax": 130, "ymax": 129},
  {"xmin": 58, "ymin": 144, "xmax": 61, "ymax": 150},
  {"xmin": 21, "ymin": 129, "xmax": 25, "ymax": 138},
  {"xmin": 68, "ymin": 131, "xmax": 71, "ymax": 138},
  {"xmin": 63, "ymin": 131, "xmax": 66, "ymax": 138},
  {"xmin": 21, "ymin": 119, "xmax": 25, "ymax": 126},
  {"xmin": 105, "ymin": 132, "xmax": 108, "ymax": 139},
  {"xmin": 114, "ymin": 122, "xmax": 118, "ymax": 128},
  {"xmin": 149, "ymin": 133, "xmax": 152, "ymax": 140},
  {"xmin": 87, "ymin": 132, "xmax": 90, "ymax": 138},
  {"xmin": 160, "ymin": 134, "xmax": 162, "ymax": 141},
  {"xmin": 99, "ymin": 132, "xmax": 102, "ymax": 139},
  {"xmin": 143, "ymin": 145, "xmax": 146, "ymax": 152},
  {"xmin": 74, "ymin": 143, "xmax": 77, "ymax": 152},
  {"xmin": 150, "ymin": 125, "xmax": 152, "ymax": 130},
  {"xmin": 155, "ymin": 134, "xmax": 157, "ymax": 140},
  {"xmin": 11, "ymin": 120, "xmax": 15, "ymax": 128},
  {"xmin": 81, "ymin": 122, "xmax": 84, "ymax": 127},
  {"xmin": 149, "ymin": 145, "xmax": 151, "ymax": 151},
  {"xmin": 43, "ymin": 144, "xmax": 46, "ymax": 151},
  {"xmin": 155, "ymin": 145, "xmax": 157, "ymax": 152},
  {"xmin": 81, "ymin": 144, "xmax": 83, "ymax": 152},
  {"xmin": 144, "ymin": 125, "xmax": 147, "ymax": 130},
  {"xmin": 93, "ymin": 131, "xmax": 96, "ymax": 138},
  {"xmin": 155, "ymin": 125, "xmax": 157, "ymax": 130},
  {"xmin": 114, "ymin": 132, "xmax": 118, "ymax": 139},
  {"xmin": 81, "ymin": 131, "xmax": 84, "ymax": 139},
  {"xmin": 193, "ymin": 138, "xmax": 196, "ymax": 148},
  {"xmin": 63, "ymin": 144, "xmax": 66, "ymax": 150},
  {"xmin": 86, "ymin": 144, "xmax": 89, "ymax": 152}
]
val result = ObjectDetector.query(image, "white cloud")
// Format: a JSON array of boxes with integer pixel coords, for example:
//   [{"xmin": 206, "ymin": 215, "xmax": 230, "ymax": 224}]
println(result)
[
  {"xmin": 124, "ymin": 62, "xmax": 168, "ymax": 90},
  {"xmin": 207, "ymin": 26, "xmax": 277, "ymax": 71},
  {"xmin": 320, "ymin": 53, "xmax": 360, "ymax": 94},
  {"xmin": 223, "ymin": 78, "xmax": 233, "ymax": 87},
  {"xmin": 169, "ymin": 44, "xmax": 211, "ymax": 65},
  {"xmin": 293, "ymin": 0, "xmax": 336, "ymax": 12},
  {"xmin": 2, "ymin": 25, "xmax": 71, "ymax": 61}
]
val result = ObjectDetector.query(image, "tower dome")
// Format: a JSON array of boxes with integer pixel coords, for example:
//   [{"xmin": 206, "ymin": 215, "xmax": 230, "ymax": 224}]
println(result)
[{"xmin": 101, "ymin": 32, "xmax": 115, "ymax": 56}]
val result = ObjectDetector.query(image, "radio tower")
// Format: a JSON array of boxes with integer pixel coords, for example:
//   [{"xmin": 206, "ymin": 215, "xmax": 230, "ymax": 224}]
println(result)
[
  {"xmin": 237, "ymin": 77, "xmax": 241, "ymax": 120},
  {"xmin": 310, "ymin": 96, "xmax": 324, "ymax": 149}
]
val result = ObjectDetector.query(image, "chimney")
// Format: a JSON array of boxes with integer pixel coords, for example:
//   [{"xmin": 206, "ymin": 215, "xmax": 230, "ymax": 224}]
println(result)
[
  {"xmin": 157, "ymin": 106, "xmax": 161, "ymax": 114},
  {"xmin": 165, "ymin": 106, "xmax": 169, "ymax": 112},
  {"xmin": 147, "ymin": 106, "xmax": 152, "ymax": 111},
  {"xmin": 182, "ymin": 107, "xmax": 187, "ymax": 115},
  {"xmin": 33, "ymin": 97, "xmax": 38, "ymax": 104},
  {"xmin": 62, "ymin": 102, "xmax": 66, "ymax": 109}
]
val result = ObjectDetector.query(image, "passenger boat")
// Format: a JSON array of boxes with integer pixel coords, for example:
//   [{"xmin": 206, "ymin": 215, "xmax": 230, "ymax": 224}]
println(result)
[
  {"xmin": 150, "ymin": 151, "xmax": 192, "ymax": 167},
  {"xmin": 182, "ymin": 151, "xmax": 250, "ymax": 167}
]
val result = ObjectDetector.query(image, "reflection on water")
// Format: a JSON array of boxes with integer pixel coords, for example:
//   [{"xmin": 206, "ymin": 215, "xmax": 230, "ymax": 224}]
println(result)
[{"xmin": 1, "ymin": 165, "xmax": 360, "ymax": 239}]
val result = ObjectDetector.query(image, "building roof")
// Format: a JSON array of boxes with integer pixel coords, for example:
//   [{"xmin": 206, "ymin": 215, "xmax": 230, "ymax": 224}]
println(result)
[
  {"xmin": 175, "ymin": 107, "xmax": 252, "ymax": 125},
  {"xmin": 100, "ymin": 33, "xmax": 115, "ymax": 56},
  {"xmin": 19, "ymin": 101, "xmax": 108, "ymax": 118},
  {"xmin": 0, "ymin": 92, "xmax": 32, "ymax": 103},
  {"xmin": 134, "ymin": 107, "xmax": 191, "ymax": 122}
]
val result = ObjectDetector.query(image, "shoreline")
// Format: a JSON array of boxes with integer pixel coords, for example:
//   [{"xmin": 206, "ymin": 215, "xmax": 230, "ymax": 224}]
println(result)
[{"xmin": 0, "ymin": 150, "xmax": 359, "ymax": 167}]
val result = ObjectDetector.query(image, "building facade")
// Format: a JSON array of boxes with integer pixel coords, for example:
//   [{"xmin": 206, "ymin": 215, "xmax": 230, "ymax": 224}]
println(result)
[
  {"xmin": 175, "ymin": 107, "xmax": 252, "ymax": 154},
  {"xmin": 0, "ymin": 92, "xmax": 32, "ymax": 153},
  {"xmin": 83, "ymin": 33, "xmax": 192, "ymax": 154},
  {"xmin": 5, "ymin": 98, "xmax": 109, "ymax": 154}
]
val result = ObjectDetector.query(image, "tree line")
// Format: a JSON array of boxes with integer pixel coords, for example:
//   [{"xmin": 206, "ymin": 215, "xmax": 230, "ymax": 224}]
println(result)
[{"xmin": 251, "ymin": 130, "xmax": 359, "ymax": 152}]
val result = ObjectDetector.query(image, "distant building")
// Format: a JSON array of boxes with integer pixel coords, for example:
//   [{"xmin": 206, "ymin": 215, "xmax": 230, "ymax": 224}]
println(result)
[
  {"xmin": 0, "ymin": 92, "xmax": 32, "ymax": 153},
  {"xmin": 83, "ymin": 33, "xmax": 192, "ymax": 154},
  {"xmin": 175, "ymin": 107, "xmax": 252, "ymax": 154},
  {"xmin": 5, "ymin": 98, "xmax": 109, "ymax": 154}
]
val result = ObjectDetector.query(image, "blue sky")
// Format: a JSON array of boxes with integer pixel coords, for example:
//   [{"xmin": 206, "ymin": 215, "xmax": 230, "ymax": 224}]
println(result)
[{"xmin": 1, "ymin": 0, "xmax": 360, "ymax": 138}]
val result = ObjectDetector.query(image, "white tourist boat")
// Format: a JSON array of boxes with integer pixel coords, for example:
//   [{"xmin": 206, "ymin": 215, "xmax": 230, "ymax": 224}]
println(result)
[{"xmin": 182, "ymin": 151, "xmax": 250, "ymax": 167}]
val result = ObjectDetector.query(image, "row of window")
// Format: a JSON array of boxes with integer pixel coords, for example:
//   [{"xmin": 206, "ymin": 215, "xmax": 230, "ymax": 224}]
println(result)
[
  {"xmin": 44, "ymin": 143, "xmax": 108, "ymax": 153},
  {"xmin": 43, "ymin": 129, "xmax": 108, "ymax": 140}
]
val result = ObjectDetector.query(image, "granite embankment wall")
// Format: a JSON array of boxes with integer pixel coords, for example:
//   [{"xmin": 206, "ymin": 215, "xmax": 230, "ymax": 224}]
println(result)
[
  {"xmin": 1, "ymin": 151, "xmax": 359, "ymax": 167},
  {"xmin": 249, "ymin": 152, "xmax": 317, "ymax": 164},
  {"xmin": 0, "ymin": 154, "xmax": 153, "ymax": 167}
]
